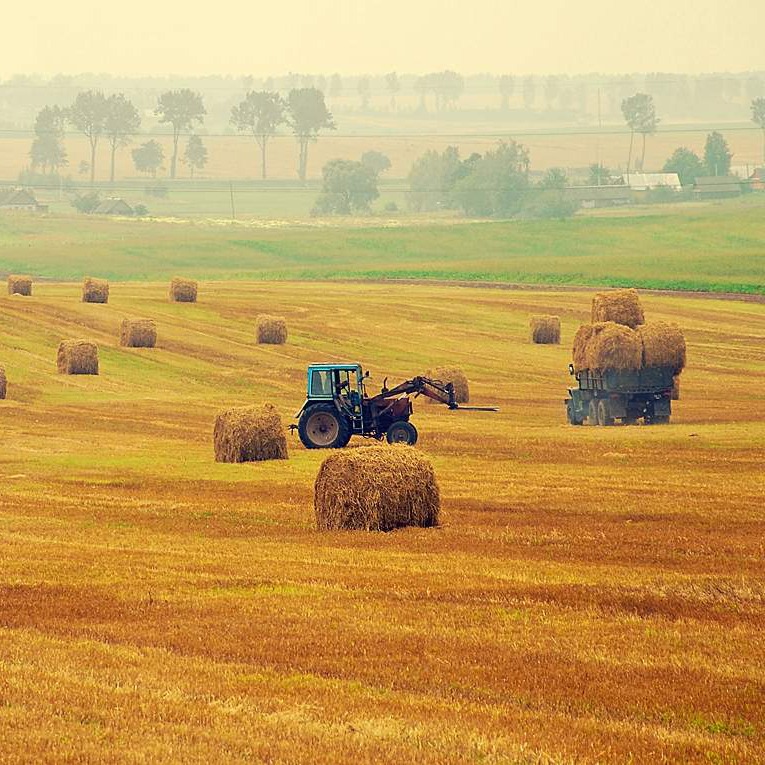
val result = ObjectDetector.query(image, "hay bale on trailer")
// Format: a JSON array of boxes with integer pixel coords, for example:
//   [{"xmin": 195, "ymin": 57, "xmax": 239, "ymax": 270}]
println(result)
[
  {"xmin": 314, "ymin": 446, "xmax": 440, "ymax": 532},
  {"xmin": 82, "ymin": 277, "xmax": 109, "ymax": 303},
  {"xmin": 586, "ymin": 322, "xmax": 642, "ymax": 371},
  {"xmin": 169, "ymin": 277, "xmax": 198, "ymax": 303},
  {"xmin": 8, "ymin": 275, "xmax": 32, "ymax": 296},
  {"xmin": 427, "ymin": 366, "xmax": 469, "ymax": 403},
  {"xmin": 572, "ymin": 324, "xmax": 603, "ymax": 372},
  {"xmin": 57, "ymin": 340, "xmax": 99, "ymax": 375},
  {"xmin": 530, "ymin": 314, "xmax": 561, "ymax": 344},
  {"xmin": 637, "ymin": 322, "xmax": 687, "ymax": 373},
  {"xmin": 213, "ymin": 403, "xmax": 288, "ymax": 463},
  {"xmin": 0, "ymin": 366, "xmax": 6, "ymax": 399},
  {"xmin": 591, "ymin": 288, "xmax": 645, "ymax": 329},
  {"xmin": 256, "ymin": 315, "xmax": 288, "ymax": 345},
  {"xmin": 120, "ymin": 319, "xmax": 157, "ymax": 348}
]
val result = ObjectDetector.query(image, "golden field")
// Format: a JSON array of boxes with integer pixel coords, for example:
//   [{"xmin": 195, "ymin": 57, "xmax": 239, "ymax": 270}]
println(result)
[
  {"xmin": 2, "ymin": 124, "xmax": 762, "ymax": 182},
  {"xmin": 0, "ymin": 280, "xmax": 763, "ymax": 763}
]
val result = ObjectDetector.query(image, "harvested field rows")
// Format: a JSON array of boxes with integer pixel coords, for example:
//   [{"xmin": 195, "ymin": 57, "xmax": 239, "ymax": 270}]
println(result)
[{"xmin": 0, "ymin": 281, "xmax": 763, "ymax": 763}]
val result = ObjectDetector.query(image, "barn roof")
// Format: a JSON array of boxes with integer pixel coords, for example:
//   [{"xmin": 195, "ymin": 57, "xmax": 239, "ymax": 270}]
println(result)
[
  {"xmin": 94, "ymin": 197, "xmax": 134, "ymax": 215},
  {"xmin": 0, "ymin": 187, "xmax": 38, "ymax": 206}
]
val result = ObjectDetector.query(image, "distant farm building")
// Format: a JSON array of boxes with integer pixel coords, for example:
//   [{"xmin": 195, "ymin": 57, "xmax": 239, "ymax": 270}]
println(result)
[
  {"xmin": 622, "ymin": 173, "xmax": 683, "ymax": 191},
  {"xmin": 0, "ymin": 187, "xmax": 46, "ymax": 212},
  {"xmin": 567, "ymin": 185, "xmax": 632, "ymax": 209},
  {"xmin": 693, "ymin": 176, "xmax": 743, "ymax": 199},
  {"xmin": 94, "ymin": 198, "xmax": 134, "ymax": 216}
]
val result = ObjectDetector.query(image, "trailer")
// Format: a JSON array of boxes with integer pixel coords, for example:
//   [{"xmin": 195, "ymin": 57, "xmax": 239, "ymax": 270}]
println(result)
[{"xmin": 565, "ymin": 364, "xmax": 674, "ymax": 426}]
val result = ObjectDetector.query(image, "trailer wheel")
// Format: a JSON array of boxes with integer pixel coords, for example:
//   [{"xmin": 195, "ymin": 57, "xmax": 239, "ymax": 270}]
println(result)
[
  {"xmin": 386, "ymin": 420, "xmax": 418, "ymax": 446},
  {"xmin": 597, "ymin": 399, "xmax": 615, "ymax": 426},
  {"xmin": 587, "ymin": 400, "xmax": 598, "ymax": 425},
  {"xmin": 651, "ymin": 415, "xmax": 670, "ymax": 425},
  {"xmin": 298, "ymin": 404, "xmax": 351, "ymax": 449}
]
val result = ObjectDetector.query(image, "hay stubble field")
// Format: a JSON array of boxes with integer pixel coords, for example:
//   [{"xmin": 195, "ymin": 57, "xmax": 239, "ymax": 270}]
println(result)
[{"xmin": 0, "ymin": 269, "xmax": 763, "ymax": 762}]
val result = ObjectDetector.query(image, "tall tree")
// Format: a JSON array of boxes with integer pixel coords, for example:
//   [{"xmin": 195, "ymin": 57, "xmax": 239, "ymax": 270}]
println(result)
[
  {"xmin": 499, "ymin": 75, "xmax": 514, "ymax": 111},
  {"xmin": 544, "ymin": 76, "xmax": 560, "ymax": 109},
  {"xmin": 704, "ymin": 131, "xmax": 732, "ymax": 176},
  {"xmin": 68, "ymin": 90, "xmax": 109, "ymax": 184},
  {"xmin": 662, "ymin": 147, "xmax": 705, "ymax": 186},
  {"xmin": 329, "ymin": 74, "xmax": 343, "ymax": 102},
  {"xmin": 104, "ymin": 94, "xmax": 140, "ymax": 183},
  {"xmin": 182, "ymin": 135, "xmax": 208, "ymax": 178},
  {"xmin": 155, "ymin": 89, "xmax": 205, "ymax": 179},
  {"xmin": 751, "ymin": 97, "xmax": 765, "ymax": 164},
  {"xmin": 357, "ymin": 76, "xmax": 371, "ymax": 111},
  {"xmin": 621, "ymin": 93, "xmax": 659, "ymax": 172},
  {"xmin": 287, "ymin": 88, "xmax": 335, "ymax": 182},
  {"xmin": 385, "ymin": 72, "xmax": 400, "ymax": 111},
  {"xmin": 132, "ymin": 140, "xmax": 164, "ymax": 178},
  {"xmin": 29, "ymin": 106, "xmax": 68, "ymax": 174},
  {"xmin": 230, "ymin": 91, "xmax": 286, "ymax": 179},
  {"xmin": 522, "ymin": 77, "xmax": 535, "ymax": 110},
  {"xmin": 313, "ymin": 159, "xmax": 379, "ymax": 215}
]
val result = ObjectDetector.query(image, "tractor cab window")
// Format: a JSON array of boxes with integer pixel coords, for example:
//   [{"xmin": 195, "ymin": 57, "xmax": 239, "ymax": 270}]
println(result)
[
  {"xmin": 333, "ymin": 369, "xmax": 353, "ymax": 396},
  {"xmin": 310, "ymin": 370, "xmax": 332, "ymax": 398}
]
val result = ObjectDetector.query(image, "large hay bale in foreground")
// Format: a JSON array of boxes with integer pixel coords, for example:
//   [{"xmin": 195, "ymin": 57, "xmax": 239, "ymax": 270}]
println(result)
[
  {"xmin": 169, "ymin": 277, "xmax": 198, "ymax": 303},
  {"xmin": 256, "ymin": 314, "xmax": 288, "ymax": 345},
  {"xmin": 82, "ymin": 277, "xmax": 109, "ymax": 303},
  {"xmin": 530, "ymin": 314, "xmax": 561, "ymax": 344},
  {"xmin": 314, "ymin": 446, "xmax": 440, "ymax": 532},
  {"xmin": 638, "ymin": 322, "xmax": 687, "ymax": 373},
  {"xmin": 213, "ymin": 403, "xmax": 288, "ymax": 463},
  {"xmin": 120, "ymin": 318, "xmax": 157, "ymax": 348},
  {"xmin": 8, "ymin": 275, "xmax": 32, "ymax": 296},
  {"xmin": 586, "ymin": 322, "xmax": 642, "ymax": 371},
  {"xmin": 591, "ymin": 288, "xmax": 645, "ymax": 329},
  {"xmin": 427, "ymin": 366, "xmax": 469, "ymax": 403},
  {"xmin": 57, "ymin": 340, "xmax": 99, "ymax": 375},
  {"xmin": 0, "ymin": 367, "xmax": 6, "ymax": 399}
]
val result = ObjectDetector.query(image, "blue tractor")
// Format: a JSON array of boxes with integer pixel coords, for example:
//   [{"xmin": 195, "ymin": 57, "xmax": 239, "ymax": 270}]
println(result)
[{"xmin": 293, "ymin": 363, "xmax": 497, "ymax": 449}]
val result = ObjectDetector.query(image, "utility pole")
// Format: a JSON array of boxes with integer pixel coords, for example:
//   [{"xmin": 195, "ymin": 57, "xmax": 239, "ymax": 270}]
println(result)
[
  {"xmin": 597, "ymin": 87, "xmax": 602, "ymax": 185},
  {"xmin": 229, "ymin": 181, "xmax": 236, "ymax": 220}
]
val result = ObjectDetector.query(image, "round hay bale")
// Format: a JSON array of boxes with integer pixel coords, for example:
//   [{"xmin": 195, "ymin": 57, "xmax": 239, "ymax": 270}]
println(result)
[
  {"xmin": 0, "ymin": 366, "xmax": 6, "ymax": 399},
  {"xmin": 213, "ymin": 403, "xmax": 288, "ymax": 463},
  {"xmin": 120, "ymin": 318, "xmax": 157, "ymax": 348},
  {"xmin": 314, "ymin": 446, "xmax": 440, "ymax": 532},
  {"xmin": 427, "ymin": 366, "xmax": 469, "ymax": 403},
  {"xmin": 529, "ymin": 314, "xmax": 560, "ymax": 344},
  {"xmin": 591, "ymin": 288, "xmax": 644, "ymax": 328},
  {"xmin": 572, "ymin": 324, "xmax": 599, "ymax": 372},
  {"xmin": 82, "ymin": 277, "xmax": 109, "ymax": 303},
  {"xmin": 586, "ymin": 322, "xmax": 642, "ymax": 371},
  {"xmin": 8, "ymin": 275, "xmax": 32, "ymax": 296},
  {"xmin": 671, "ymin": 375, "xmax": 681, "ymax": 401},
  {"xmin": 57, "ymin": 340, "xmax": 99, "ymax": 375},
  {"xmin": 256, "ymin": 314, "xmax": 288, "ymax": 345},
  {"xmin": 637, "ymin": 322, "xmax": 686, "ymax": 373},
  {"xmin": 169, "ymin": 277, "xmax": 198, "ymax": 303}
]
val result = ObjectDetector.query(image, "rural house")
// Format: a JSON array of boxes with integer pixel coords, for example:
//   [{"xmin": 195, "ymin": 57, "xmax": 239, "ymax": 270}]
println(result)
[
  {"xmin": 621, "ymin": 173, "xmax": 682, "ymax": 191},
  {"xmin": 693, "ymin": 176, "xmax": 743, "ymax": 199},
  {"xmin": 566, "ymin": 185, "xmax": 632, "ymax": 208},
  {"xmin": 0, "ymin": 187, "xmax": 45, "ymax": 212},
  {"xmin": 94, "ymin": 197, "xmax": 134, "ymax": 216}
]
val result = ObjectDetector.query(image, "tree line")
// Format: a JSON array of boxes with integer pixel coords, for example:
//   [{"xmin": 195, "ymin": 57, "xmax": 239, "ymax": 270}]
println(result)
[{"xmin": 29, "ymin": 87, "xmax": 337, "ymax": 183}]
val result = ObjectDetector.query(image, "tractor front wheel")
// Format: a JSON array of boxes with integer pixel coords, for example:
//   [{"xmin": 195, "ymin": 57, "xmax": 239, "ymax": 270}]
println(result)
[
  {"xmin": 298, "ymin": 404, "xmax": 351, "ymax": 449},
  {"xmin": 386, "ymin": 420, "xmax": 418, "ymax": 446}
]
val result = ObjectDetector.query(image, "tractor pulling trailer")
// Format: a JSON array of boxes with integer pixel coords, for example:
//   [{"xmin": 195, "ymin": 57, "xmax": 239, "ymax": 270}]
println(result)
[
  {"xmin": 565, "ymin": 364, "xmax": 674, "ymax": 426},
  {"xmin": 292, "ymin": 363, "xmax": 497, "ymax": 449}
]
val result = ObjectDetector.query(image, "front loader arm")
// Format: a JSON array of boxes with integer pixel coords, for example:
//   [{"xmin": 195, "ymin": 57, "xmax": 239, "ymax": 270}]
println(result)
[{"xmin": 369, "ymin": 376, "xmax": 458, "ymax": 408}]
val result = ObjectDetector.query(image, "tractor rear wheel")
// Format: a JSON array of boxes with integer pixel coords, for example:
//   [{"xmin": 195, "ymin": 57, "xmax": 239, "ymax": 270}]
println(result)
[
  {"xmin": 298, "ymin": 404, "xmax": 351, "ymax": 449},
  {"xmin": 386, "ymin": 420, "xmax": 418, "ymax": 446},
  {"xmin": 587, "ymin": 400, "xmax": 598, "ymax": 425}
]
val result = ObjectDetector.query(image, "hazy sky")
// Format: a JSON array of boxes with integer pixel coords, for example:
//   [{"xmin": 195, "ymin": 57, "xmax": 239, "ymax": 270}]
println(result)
[{"xmin": 4, "ymin": 0, "xmax": 763, "ymax": 77}]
